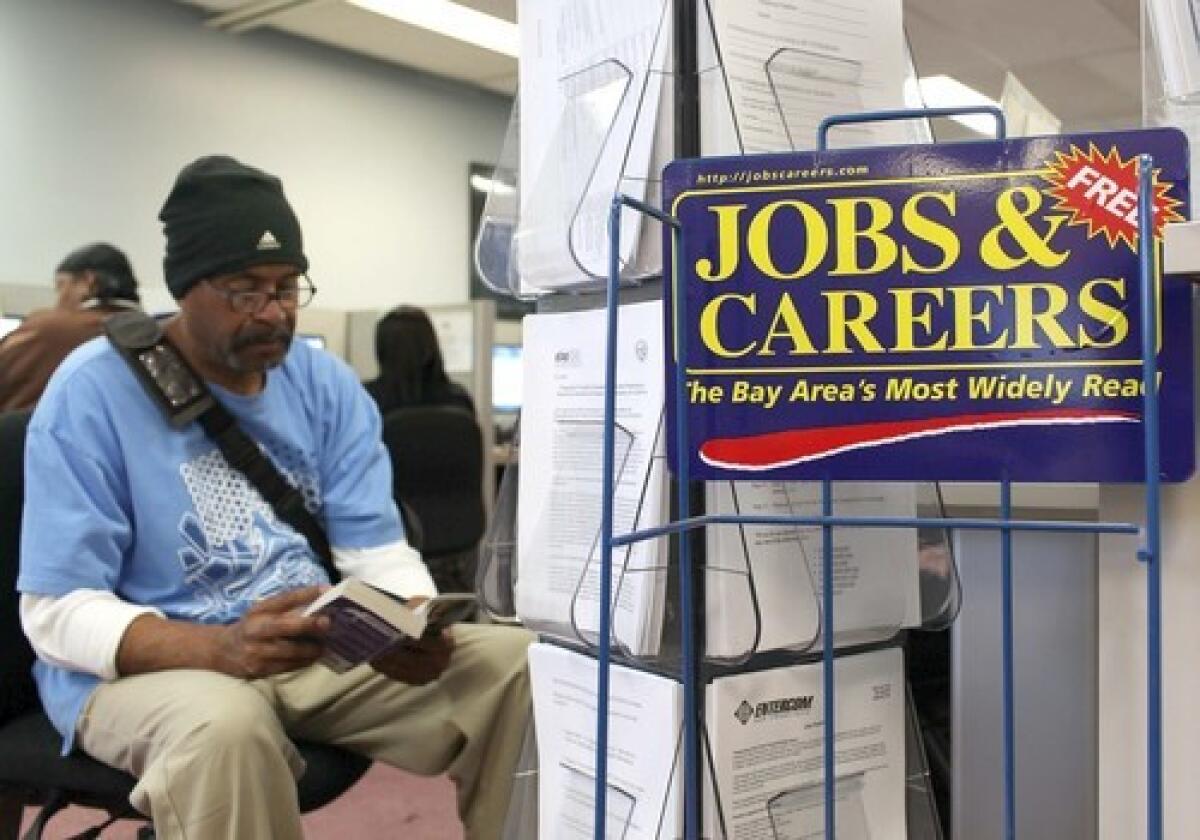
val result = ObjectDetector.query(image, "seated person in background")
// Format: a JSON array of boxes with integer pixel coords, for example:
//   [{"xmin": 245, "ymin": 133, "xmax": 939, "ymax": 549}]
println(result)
[
  {"xmin": 364, "ymin": 305, "xmax": 475, "ymax": 417},
  {"xmin": 17, "ymin": 155, "xmax": 532, "ymax": 840},
  {"xmin": 0, "ymin": 242, "xmax": 141, "ymax": 411},
  {"xmin": 365, "ymin": 305, "xmax": 483, "ymax": 594}
]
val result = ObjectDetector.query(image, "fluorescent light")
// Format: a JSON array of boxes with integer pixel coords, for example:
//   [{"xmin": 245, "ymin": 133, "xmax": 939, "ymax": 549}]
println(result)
[
  {"xmin": 905, "ymin": 75, "xmax": 1000, "ymax": 134},
  {"xmin": 347, "ymin": 0, "xmax": 519, "ymax": 58},
  {"xmin": 470, "ymin": 173, "xmax": 515, "ymax": 195}
]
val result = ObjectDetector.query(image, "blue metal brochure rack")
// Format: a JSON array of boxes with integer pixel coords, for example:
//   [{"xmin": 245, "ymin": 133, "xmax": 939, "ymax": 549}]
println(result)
[{"xmin": 592, "ymin": 108, "xmax": 1186, "ymax": 840}]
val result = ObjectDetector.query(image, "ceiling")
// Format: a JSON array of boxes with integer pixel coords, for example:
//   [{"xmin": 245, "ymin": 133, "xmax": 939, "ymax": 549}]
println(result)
[
  {"xmin": 173, "ymin": 0, "xmax": 1143, "ymax": 133},
  {"xmin": 175, "ymin": 0, "xmax": 521, "ymax": 94},
  {"xmin": 905, "ymin": 0, "xmax": 1142, "ymax": 133}
]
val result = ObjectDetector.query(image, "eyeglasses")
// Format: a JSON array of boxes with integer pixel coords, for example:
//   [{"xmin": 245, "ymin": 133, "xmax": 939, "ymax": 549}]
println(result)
[{"xmin": 205, "ymin": 275, "xmax": 317, "ymax": 315}]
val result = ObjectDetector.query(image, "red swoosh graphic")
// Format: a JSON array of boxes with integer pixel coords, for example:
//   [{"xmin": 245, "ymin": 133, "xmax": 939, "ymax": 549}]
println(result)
[{"xmin": 698, "ymin": 408, "xmax": 1139, "ymax": 471}]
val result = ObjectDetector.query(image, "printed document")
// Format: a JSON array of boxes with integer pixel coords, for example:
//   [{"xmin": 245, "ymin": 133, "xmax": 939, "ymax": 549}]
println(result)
[
  {"xmin": 706, "ymin": 0, "xmax": 913, "ymax": 153},
  {"xmin": 517, "ymin": 301, "xmax": 668, "ymax": 655},
  {"xmin": 706, "ymin": 647, "xmax": 906, "ymax": 839},
  {"xmin": 706, "ymin": 482, "xmax": 920, "ymax": 658},
  {"xmin": 529, "ymin": 643, "xmax": 682, "ymax": 839},
  {"xmin": 517, "ymin": 0, "xmax": 670, "ymax": 291}
]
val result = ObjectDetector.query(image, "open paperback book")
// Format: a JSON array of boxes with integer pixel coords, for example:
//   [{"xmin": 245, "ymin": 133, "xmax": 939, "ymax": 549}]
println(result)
[{"xmin": 303, "ymin": 579, "xmax": 477, "ymax": 673}]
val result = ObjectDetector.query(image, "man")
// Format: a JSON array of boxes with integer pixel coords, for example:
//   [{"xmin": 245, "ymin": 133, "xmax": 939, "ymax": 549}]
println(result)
[
  {"xmin": 0, "ymin": 242, "xmax": 141, "ymax": 411},
  {"xmin": 17, "ymin": 156, "xmax": 533, "ymax": 840}
]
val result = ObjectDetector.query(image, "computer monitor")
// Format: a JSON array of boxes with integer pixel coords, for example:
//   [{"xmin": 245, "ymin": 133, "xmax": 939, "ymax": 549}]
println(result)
[
  {"xmin": 491, "ymin": 344, "xmax": 523, "ymax": 414},
  {"xmin": 298, "ymin": 333, "xmax": 326, "ymax": 351},
  {"xmin": 0, "ymin": 315, "xmax": 22, "ymax": 341}
]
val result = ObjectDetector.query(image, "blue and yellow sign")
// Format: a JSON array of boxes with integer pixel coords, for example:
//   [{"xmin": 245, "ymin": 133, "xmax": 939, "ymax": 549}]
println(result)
[{"xmin": 663, "ymin": 129, "xmax": 1192, "ymax": 481}]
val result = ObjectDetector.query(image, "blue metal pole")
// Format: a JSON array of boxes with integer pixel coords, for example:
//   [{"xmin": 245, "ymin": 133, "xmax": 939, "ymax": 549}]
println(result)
[
  {"xmin": 593, "ymin": 197, "xmax": 625, "ymax": 840},
  {"xmin": 816, "ymin": 105, "xmax": 1006, "ymax": 151},
  {"xmin": 1136, "ymin": 153, "xmax": 1163, "ymax": 840},
  {"xmin": 673, "ymin": 216, "xmax": 699, "ymax": 840},
  {"xmin": 1000, "ymin": 479, "xmax": 1015, "ymax": 840},
  {"xmin": 601, "ymin": 194, "xmax": 690, "ymax": 838},
  {"xmin": 822, "ymin": 477, "xmax": 836, "ymax": 840},
  {"xmin": 610, "ymin": 513, "xmax": 1141, "ymax": 546}
]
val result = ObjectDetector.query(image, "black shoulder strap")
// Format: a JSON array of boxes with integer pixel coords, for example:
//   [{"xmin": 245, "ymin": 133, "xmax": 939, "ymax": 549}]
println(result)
[{"xmin": 105, "ymin": 311, "xmax": 338, "ymax": 581}]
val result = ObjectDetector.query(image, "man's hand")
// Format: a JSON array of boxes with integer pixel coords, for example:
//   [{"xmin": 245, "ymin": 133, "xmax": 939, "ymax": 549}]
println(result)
[
  {"xmin": 370, "ymin": 629, "xmax": 455, "ymax": 685},
  {"xmin": 212, "ymin": 586, "xmax": 331, "ymax": 679}
]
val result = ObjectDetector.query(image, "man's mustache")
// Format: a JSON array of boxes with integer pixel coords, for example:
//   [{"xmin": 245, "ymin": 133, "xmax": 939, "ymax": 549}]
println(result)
[{"xmin": 232, "ymin": 327, "xmax": 292, "ymax": 350}]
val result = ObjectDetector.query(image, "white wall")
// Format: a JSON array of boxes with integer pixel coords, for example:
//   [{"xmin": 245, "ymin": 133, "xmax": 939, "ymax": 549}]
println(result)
[
  {"xmin": 1098, "ymin": 482, "xmax": 1200, "ymax": 840},
  {"xmin": 0, "ymin": 0, "xmax": 512, "ymax": 314}
]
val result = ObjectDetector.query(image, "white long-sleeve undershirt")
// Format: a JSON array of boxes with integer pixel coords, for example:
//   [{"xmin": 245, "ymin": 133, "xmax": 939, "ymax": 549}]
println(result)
[{"xmin": 20, "ymin": 538, "xmax": 436, "ymax": 681}]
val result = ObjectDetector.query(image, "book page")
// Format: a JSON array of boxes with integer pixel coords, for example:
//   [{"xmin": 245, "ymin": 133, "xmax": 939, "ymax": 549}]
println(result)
[{"xmin": 305, "ymin": 578, "xmax": 426, "ymax": 672}]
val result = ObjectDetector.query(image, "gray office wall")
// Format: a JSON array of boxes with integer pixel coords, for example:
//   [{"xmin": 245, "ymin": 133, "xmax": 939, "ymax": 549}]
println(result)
[
  {"xmin": 0, "ymin": 0, "xmax": 511, "ymax": 313},
  {"xmin": 952, "ymin": 528, "xmax": 1098, "ymax": 840}
]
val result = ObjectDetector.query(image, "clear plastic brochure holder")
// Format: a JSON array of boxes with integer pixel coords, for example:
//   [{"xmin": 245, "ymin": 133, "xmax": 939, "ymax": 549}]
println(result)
[
  {"xmin": 767, "ymin": 773, "xmax": 870, "ymax": 840},
  {"xmin": 764, "ymin": 46, "xmax": 933, "ymax": 152},
  {"xmin": 694, "ymin": 8, "xmax": 932, "ymax": 158},
  {"xmin": 477, "ymin": 415, "xmax": 520, "ymax": 622},
  {"xmin": 507, "ymin": 638, "xmax": 946, "ymax": 840},
  {"xmin": 701, "ymin": 640, "xmax": 938, "ymax": 840},
  {"xmin": 1143, "ymin": 0, "xmax": 1200, "ymax": 203},
  {"xmin": 685, "ymin": 16, "xmax": 961, "ymax": 667},
  {"xmin": 475, "ymin": 3, "xmax": 975, "ymax": 838},
  {"xmin": 700, "ymin": 482, "xmax": 959, "ymax": 668},
  {"xmin": 508, "ymin": 418, "xmax": 664, "ymax": 652},
  {"xmin": 472, "ymin": 0, "xmax": 673, "ymax": 300},
  {"xmin": 477, "ymin": 425, "xmax": 959, "ymax": 669},
  {"xmin": 473, "ymin": 2, "xmax": 962, "ymax": 669}
]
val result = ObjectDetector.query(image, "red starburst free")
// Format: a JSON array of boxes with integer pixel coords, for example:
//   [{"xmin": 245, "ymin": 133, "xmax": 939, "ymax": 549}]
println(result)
[{"xmin": 1043, "ymin": 143, "xmax": 1184, "ymax": 251}]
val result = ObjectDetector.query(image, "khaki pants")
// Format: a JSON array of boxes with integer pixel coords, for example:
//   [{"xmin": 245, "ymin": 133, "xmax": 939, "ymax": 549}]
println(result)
[{"xmin": 76, "ymin": 624, "xmax": 534, "ymax": 840}]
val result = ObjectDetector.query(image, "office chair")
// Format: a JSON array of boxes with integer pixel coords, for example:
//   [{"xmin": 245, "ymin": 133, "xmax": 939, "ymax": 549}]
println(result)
[
  {"xmin": 381, "ymin": 406, "xmax": 486, "ymax": 593},
  {"xmin": 0, "ymin": 410, "xmax": 372, "ymax": 840}
]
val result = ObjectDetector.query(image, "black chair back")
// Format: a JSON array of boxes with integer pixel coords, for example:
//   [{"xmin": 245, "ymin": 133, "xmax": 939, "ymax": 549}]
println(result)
[
  {"xmin": 381, "ymin": 406, "xmax": 485, "ymax": 560},
  {"xmin": 0, "ymin": 409, "xmax": 38, "ymax": 725}
]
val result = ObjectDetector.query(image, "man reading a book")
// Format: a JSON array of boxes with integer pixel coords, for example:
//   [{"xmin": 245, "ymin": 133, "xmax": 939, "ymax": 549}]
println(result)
[{"xmin": 16, "ymin": 155, "xmax": 533, "ymax": 840}]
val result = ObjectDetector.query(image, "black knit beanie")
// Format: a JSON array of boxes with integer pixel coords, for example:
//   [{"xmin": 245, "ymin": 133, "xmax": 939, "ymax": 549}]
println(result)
[{"xmin": 159, "ymin": 155, "xmax": 308, "ymax": 300}]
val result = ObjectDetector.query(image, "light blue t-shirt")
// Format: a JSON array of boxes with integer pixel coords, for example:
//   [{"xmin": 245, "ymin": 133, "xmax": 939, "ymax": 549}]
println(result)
[{"xmin": 17, "ymin": 335, "xmax": 404, "ymax": 752}]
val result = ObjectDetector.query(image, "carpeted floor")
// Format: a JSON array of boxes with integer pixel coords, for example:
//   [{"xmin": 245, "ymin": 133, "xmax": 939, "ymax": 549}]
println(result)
[{"xmin": 19, "ymin": 762, "xmax": 464, "ymax": 839}]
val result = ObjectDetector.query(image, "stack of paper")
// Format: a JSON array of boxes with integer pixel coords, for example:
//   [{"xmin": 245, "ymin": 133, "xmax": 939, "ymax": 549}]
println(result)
[
  {"xmin": 705, "ymin": 0, "xmax": 916, "ymax": 154},
  {"xmin": 706, "ymin": 482, "xmax": 921, "ymax": 659},
  {"xmin": 529, "ymin": 643, "xmax": 906, "ymax": 839},
  {"xmin": 529, "ymin": 643, "xmax": 683, "ymax": 839},
  {"xmin": 516, "ymin": 301, "xmax": 922, "ymax": 658},
  {"xmin": 517, "ymin": 0, "xmax": 671, "ymax": 291},
  {"xmin": 706, "ymin": 647, "xmax": 907, "ymax": 839},
  {"xmin": 516, "ymin": 301, "xmax": 670, "ymax": 655}
]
